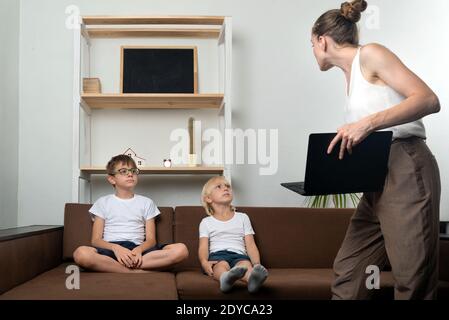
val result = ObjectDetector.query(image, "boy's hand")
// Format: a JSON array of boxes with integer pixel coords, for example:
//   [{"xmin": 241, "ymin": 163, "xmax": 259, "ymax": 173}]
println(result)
[
  {"xmin": 131, "ymin": 247, "xmax": 143, "ymax": 268},
  {"xmin": 112, "ymin": 244, "xmax": 135, "ymax": 268},
  {"xmin": 201, "ymin": 260, "xmax": 217, "ymax": 277}
]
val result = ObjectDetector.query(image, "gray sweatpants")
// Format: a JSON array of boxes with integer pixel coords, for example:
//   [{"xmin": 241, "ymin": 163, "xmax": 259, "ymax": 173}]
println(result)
[{"xmin": 331, "ymin": 137, "xmax": 441, "ymax": 300}]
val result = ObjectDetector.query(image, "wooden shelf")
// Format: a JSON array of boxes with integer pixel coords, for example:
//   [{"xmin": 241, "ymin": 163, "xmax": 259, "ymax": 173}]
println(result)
[
  {"xmin": 82, "ymin": 16, "xmax": 225, "ymax": 26},
  {"xmin": 72, "ymin": 15, "xmax": 232, "ymax": 202},
  {"xmin": 81, "ymin": 93, "xmax": 224, "ymax": 109},
  {"xmin": 86, "ymin": 27, "xmax": 221, "ymax": 38},
  {"xmin": 81, "ymin": 166, "xmax": 224, "ymax": 175}
]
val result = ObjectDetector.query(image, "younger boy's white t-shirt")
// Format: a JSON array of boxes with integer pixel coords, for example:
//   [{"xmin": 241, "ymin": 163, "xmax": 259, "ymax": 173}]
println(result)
[
  {"xmin": 199, "ymin": 212, "xmax": 255, "ymax": 255},
  {"xmin": 89, "ymin": 194, "xmax": 160, "ymax": 245}
]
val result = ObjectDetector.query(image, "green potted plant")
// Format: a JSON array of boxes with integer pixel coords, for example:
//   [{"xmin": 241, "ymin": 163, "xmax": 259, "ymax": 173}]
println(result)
[{"xmin": 305, "ymin": 193, "xmax": 361, "ymax": 208}]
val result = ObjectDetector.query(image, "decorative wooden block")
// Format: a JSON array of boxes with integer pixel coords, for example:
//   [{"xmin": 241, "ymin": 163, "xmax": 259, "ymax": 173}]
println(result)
[
  {"xmin": 83, "ymin": 78, "xmax": 102, "ymax": 93},
  {"xmin": 188, "ymin": 154, "xmax": 198, "ymax": 167}
]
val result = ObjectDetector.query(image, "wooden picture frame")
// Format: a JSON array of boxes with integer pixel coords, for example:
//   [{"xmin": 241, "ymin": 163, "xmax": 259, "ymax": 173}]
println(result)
[{"xmin": 120, "ymin": 45, "xmax": 198, "ymax": 94}]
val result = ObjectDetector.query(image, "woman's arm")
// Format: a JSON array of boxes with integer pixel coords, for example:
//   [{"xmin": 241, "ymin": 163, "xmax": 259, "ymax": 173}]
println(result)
[
  {"xmin": 244, "ymin": 235, "xmax": 261, "ymax": 265},
  {"xmin": 329, "ymin": 43, "xmax": 440, "ymax": 158},
  {"xmin": 363, "ymin": 43, "xmax": 440, "ymax": 130}
]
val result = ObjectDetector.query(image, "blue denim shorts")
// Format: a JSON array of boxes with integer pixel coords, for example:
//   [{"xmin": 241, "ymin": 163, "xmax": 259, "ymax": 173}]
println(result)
[
  {"xmin": 95, "ymin": 241, "xmax": 167, "ymax": 261},
  {"xmin": 208, "ymin": 250, "xmax": 251, "ymax": 268}
]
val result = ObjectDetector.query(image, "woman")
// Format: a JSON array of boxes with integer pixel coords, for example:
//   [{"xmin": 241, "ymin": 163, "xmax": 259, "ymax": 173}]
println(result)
[{"xmin": 311, "ymin": 0, "xmax": 441, "ymax": 299}]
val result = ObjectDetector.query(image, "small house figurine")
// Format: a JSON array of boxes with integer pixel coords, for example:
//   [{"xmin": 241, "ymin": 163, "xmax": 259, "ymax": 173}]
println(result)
[{"xmin": 123, "ymin": 148, "xmax": 146, "ymax": 167}]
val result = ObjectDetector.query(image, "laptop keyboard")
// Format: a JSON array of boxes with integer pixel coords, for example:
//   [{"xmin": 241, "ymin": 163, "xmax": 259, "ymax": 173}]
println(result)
[{"xmin": 282, "ymin": 182, "xmax": 304, "ymax": 193}]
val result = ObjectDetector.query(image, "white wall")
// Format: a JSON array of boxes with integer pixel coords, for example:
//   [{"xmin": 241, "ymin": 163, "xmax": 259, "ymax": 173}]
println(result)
[
  {"xmin": 16, "ymin": 0, "xmax": 449, "ymax": 226},
  {"xmin": 0, "ymin": 0, "xmax": 20, "ymax": 229}
]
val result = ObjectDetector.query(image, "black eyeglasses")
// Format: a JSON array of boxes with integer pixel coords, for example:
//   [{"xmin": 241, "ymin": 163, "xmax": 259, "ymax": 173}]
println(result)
[{"xmin": 112, "ymin": 168, "xmax": 140, "ymax": 176}]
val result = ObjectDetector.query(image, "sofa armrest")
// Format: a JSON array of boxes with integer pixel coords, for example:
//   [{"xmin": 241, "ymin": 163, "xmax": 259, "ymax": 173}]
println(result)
[{"xmin": 0, "ymin": 226, "xmax": 63, "ymax": 295}]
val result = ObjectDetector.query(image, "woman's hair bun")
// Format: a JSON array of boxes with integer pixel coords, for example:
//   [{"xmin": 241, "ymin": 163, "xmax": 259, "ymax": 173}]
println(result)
[{"xmin": 340, "ymin": 0, "xmax": 368, "ymax": 23}]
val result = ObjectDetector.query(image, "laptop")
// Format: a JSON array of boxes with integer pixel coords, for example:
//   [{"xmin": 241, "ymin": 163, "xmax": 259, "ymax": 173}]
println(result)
[{"xmin": 281, "ymin": 131, "xmax": 393, "ymax": 196}]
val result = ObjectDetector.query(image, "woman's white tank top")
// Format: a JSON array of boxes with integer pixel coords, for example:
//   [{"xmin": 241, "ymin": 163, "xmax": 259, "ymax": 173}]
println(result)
[{"xmin": 346, "ymin": 47, "xmax": 426, "ymax": 140}]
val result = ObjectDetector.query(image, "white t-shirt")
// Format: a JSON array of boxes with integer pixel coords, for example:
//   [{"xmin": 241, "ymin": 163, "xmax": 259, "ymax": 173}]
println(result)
[
  {"xmin": 89, "ymin": 194, "xmax": 160, "ymax": 245},
  {"xmin": 199, "ymin": 211, "xmax": 255, "ymax": 255}
]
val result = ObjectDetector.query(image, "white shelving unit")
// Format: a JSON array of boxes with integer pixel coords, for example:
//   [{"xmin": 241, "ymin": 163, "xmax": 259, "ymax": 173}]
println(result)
[{"xmin": 72, "ymin": 15, "xmax": 232, "ymax": 202}]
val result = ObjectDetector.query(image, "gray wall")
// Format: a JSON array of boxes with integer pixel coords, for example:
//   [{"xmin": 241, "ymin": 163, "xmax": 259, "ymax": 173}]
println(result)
[
  {"xmin": 14, "ymin": 0, "xmax": 449, "ymax": 226},
  {"xmin": 0, "ymin": 0, "xmax": 20, "ymax": 229}
]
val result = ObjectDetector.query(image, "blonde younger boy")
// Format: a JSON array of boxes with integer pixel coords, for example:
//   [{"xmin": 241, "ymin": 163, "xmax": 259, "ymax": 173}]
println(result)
[{"xmin": 198, "ymin": 176, "xmax": 268, "ymax": 293}]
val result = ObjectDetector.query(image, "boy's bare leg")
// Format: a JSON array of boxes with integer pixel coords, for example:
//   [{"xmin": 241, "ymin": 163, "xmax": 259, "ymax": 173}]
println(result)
[
  {"xmin": 139, "ymin": 243, "xmax": 188, "ymax": 270},
  {"xmin": 73, "ymin": 246, "xmax": 139, "ymax": 273},
  {"xmin": 236, "ymin": 260, "xmax": 268, "ymax": 292},
  {"xmin": 214, "ymin": 261, "xmax": 247, "ymax": 293},
  {"xmin": 212, "ymin": 261, "xmax": 231, "ymax": 281}
]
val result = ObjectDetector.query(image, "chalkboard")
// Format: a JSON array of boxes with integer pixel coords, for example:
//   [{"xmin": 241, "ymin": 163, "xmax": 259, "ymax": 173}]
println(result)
[{"xmin": 120, "ymin": 46, "xmax": 198, "ymax": 94}]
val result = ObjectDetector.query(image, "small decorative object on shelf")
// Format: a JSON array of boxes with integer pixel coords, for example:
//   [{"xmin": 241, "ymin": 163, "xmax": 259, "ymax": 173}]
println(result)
[
  {"xmin": 83, "ymin": 77, "xmax": 101, "ymax": 93},
  {"xmin": 188, "ymin": 117, "xmax": 202, "ymax": 167},
  {"xmin": 163, "ymin": 159, "xmax": 172, "ymax": 168},
  {"xmin": 188, "ymin": 154, "xmax": 197, "ymax": 167},
  {"xmin": 123, "ymin": 147, "xmax": 146, "ymax": 167}
]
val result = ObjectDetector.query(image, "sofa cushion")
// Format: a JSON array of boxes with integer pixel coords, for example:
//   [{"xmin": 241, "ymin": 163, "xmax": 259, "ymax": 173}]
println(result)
[
  {"xmin": 175, "ymin": 268, "xmax": 395, "ymax": 300},
  {"xmin": 0, "ymin": 263, "xmax": 178, "ymax": 300},
  {"xmin": 173, "ymin": 206, "xmax": 354, "ymax": 269},
  {"xmin": 63, "ymin": 204, "xmax": 174, "ymax": 260}
]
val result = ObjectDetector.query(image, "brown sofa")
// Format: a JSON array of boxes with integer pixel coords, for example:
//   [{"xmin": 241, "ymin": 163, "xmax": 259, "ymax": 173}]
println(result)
[{"xmin": 1, "ymin": 204, "xmax": 448, "ymax": 300}]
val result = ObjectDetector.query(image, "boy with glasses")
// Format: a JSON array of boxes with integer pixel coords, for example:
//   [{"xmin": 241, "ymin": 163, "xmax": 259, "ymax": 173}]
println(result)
[{"xmin": 73, "ymin": 154, "xmax": 188, "ymax": 273}]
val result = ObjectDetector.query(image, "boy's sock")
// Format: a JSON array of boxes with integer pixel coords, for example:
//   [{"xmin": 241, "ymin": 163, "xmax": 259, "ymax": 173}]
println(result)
[
  {"xmin": 220, "ymin": 266, "xmax": 248, "ymax": 293},
  {"xmin": 248, "ymin": 264, "xmax": 268, "ymax": 293}
]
